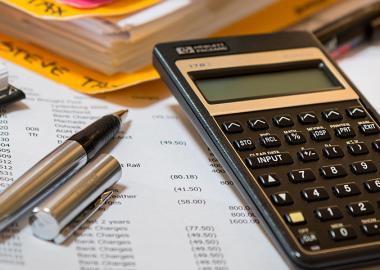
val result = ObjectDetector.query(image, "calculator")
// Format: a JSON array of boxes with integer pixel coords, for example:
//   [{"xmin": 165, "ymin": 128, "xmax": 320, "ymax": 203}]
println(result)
[{"xmin": 153, "ymin": 32, "xmax": 380, "ymax": 269}]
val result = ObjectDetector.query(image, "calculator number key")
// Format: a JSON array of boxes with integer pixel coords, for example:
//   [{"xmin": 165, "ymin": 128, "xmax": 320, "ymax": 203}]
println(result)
[
  {"xmin": 347, "ymin": 143, "xmax": 369, "ymax": 156},
  {"xmin": 320, "ymin": 164, "xmax": 347, "ymax": 179},
  {"xmin": 333, "ymin": 182, "xmax": 361, "ymax": 197},
  {"xmin": 222, "ymin": 121, "xmax": 243, "ymax": 133},
  {"xmin": 315, "ymin": 206, "xmax": 342, "ymax": 221},
  {"xmin": 259, "ymin": 134, "xmax": 281, "ymax": 148},
  {"xmin": 302, "ymin": 187, "xmax": 329, "ymax": 202},
  {"xmin": 288, "ymin": 169, "xmax": 315, "ymax": 183},
  {"xmin": 310, "ymin": 128, "xmax": 331, "ymax": 141},
  {"xmin": 330, "ymin": 226, "xmax": 356, "ymax": 241},
  {"xmin": 351, "ymin": 160, "xmax": 377, "ymax": 175},
  {"xmin": 233, "ymin": 138, "xmax": 255, "ymax": 151},
  {"xmin": 298, "ymin": 149, "xmax": 319, "ymax": 162},
  {"xmin": 285, "ymin": 131, "xmax": 306, "ymax": 145},
  {"xmin": 323, "ymin": 146, "xmax": 344, "ymax": 159},
  {"xmin": 347, "ymin": 201, "xmax": 374, "ymax": 216},
  {"xmin": 364, "ymin": 178, "xmax": 380, "ymax": 193},
  {"xmin": 359, "ymin": 122, "xmax": 380, "ymax": 135}
]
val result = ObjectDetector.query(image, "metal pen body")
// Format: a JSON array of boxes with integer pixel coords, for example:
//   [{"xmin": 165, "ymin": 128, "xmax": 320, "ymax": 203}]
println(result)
[
  {"xmin": 0, "ymin": 109, "xmax": 127, "ymax": 232},
  {"xmin": 30, "ymin": 154, "xmax": 122, "ymax": 242},
  {"xmin": 0, "ymin": 140, "xmax": 87, "ymax": 231}
]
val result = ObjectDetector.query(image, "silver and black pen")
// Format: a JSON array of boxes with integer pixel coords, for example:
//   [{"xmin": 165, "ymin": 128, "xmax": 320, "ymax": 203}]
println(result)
[{"xmin": 0, "ymin": 109, "xmax": 128, "ymax": 231}]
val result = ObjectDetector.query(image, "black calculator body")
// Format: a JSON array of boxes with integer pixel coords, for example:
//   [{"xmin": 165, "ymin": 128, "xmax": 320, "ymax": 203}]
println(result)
[{"xmin": 153, "ymin": 32, "xmax": 380, "ymax": 269}]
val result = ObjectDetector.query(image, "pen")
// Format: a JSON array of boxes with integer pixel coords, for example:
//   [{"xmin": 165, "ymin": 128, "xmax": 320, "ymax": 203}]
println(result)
[
  {"xmin": 30, "ymin": 154, "xmax": 122, "ymax": 244},
  {"xmin": 0, "ymin": 109, "xmax": 128, "ymax": 231},
  {"xmin": 314, "ymin": 1, "xmax": 380, "ymax": 58}
]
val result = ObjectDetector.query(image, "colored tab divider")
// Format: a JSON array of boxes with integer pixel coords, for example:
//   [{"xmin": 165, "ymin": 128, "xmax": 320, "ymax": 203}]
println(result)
[
  {"xmin": 1, "ymin": 0, "xmax": 160, "ymax": 20},
  {"xmin": 0, "ymin": 33, "xmax": 159, "ymax": 94}
]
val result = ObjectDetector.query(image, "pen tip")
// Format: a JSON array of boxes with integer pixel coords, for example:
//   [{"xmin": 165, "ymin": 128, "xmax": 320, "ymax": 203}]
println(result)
[{"xmin": 113, "ymin": 109, "xmax": 129, "ymax": 122}]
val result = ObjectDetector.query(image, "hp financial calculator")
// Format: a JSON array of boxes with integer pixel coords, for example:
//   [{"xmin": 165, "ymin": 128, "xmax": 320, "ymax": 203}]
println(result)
[{"xmin": 153, "ymin": 32, "xmax": 380, "ymax": 269}]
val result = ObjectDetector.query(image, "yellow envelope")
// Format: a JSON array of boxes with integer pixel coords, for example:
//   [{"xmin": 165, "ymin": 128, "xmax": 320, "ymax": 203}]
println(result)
[{"xmin": 1, "ymin": 0, "xmax": 159, "ymax": 20}]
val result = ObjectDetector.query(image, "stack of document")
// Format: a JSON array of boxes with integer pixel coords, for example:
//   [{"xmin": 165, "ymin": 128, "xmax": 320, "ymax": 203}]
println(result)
[{"xmin": 0, "ymin": 0, "xmax": 273, "ymax": 75}]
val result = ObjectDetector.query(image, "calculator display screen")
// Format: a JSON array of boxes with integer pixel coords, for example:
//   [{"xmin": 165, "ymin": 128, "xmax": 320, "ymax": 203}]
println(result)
[{"xmin": 194, "ymin": 62, "xmax": 342, "ymax": 104}]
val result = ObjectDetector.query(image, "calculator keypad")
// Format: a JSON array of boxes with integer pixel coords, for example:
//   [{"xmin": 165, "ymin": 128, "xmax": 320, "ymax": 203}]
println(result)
[{"xmin": 216, "ymin": 100, "xmax": 380, "ymax": 252}]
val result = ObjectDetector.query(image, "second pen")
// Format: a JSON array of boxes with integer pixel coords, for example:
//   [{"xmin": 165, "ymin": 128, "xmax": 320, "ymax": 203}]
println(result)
[{"xmin": 0, "ymin": 109, "xmax": 128, "ymax": 231}]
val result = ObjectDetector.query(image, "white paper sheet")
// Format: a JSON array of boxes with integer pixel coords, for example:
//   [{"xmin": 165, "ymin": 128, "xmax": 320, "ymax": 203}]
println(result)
[{"xmin": 0, "ymin": 41, "xmax": 379, "ymax": 270}]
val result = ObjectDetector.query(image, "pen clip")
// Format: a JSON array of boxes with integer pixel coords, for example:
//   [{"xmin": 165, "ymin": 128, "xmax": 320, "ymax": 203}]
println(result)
[{"xmin": 53, "ymin": 189, "xmax": 114, "ymax": 244}]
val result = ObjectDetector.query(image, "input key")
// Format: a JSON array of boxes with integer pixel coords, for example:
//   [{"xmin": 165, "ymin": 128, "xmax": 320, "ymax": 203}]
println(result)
[{"xmin": 246, "ymin": 152, "xmax": 293, "ymax": 169}]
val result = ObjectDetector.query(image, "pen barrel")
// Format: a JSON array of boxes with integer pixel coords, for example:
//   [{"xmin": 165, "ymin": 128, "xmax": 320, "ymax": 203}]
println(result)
[
  {"xmin": 0, "ymin": 140, "xmax": 87, "ymax": 231},
  {"xmin": 30, "ymin": 154, "xmax": 122, "ymax": 241},
  {"xmin": 69, "ymin": 114, "xmax": 121, "ymax": 159}
]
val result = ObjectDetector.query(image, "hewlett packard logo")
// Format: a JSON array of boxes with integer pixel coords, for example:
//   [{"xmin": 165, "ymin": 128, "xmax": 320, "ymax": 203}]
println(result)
[{"xmin": 176, "ymin": 42, "xmax": 229, "ymax": 55}]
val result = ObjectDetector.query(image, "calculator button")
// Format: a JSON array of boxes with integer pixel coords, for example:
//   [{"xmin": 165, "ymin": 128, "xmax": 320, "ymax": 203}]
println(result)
[
  {"xmin": 322, "ymin": 109, "xmax": 342, "ymax": 122},
  {"xmin": 346, "ymin": 107, "xmax": 366, "ymax": 119},
  {"xmin": 335, "ymin": 125, "xmax": 356, "ymax": 138},
  {"xmin": 285, "ymin": 211, "xmax": 306, "ymax": 225},
  {"xmin": 359, "ymin": 122, "xmax": 380, "ymax": 135},
  {"xmin": 288, "ymin": 169, "xmax": 316, "ymax": 183},
  {"xmin": 329, "ymin": 226, "xmax": 356, "ymax": 241},
  {"xmin": 299, "ymin": 232, "xmax": 319, "ymax": 247},
  {"xmin": 248, "ymin": 118, "xmax": 269, "ymax": 131},
  {"xmin": 285, "ymin": 131, "xmax": 306, "ymax": 145},
  {"xmin": 298, "ymin": 149, "xmax": 319, "ymax": 162},
  {"xmin": 333, "ymin": 182, "xmax": 361, "ymax": 197},
  {"xmin": 273, "ymin": 115, "xmax": 293, "ymax": 127},
  {"xmin": 259, "ymin": 134, "xmax": 281, "ymax": 148},
  {"xmin": 322, "ymin": 146, "xmax": 344, "ymax": 159},
  {"xmin": 347, "ymin": 143, "xmax": 369, "ymax": 156},
  {"xmin": 246, "ymin": 152, "xmax": 293, "ymax": 169},
  {"xmin": 362, "ymin": 222, "xmax": 380, "ymax": 236},
  {"xmin": 320, "ymin": 165, "xmax": 347, "ymax": 179},
  {"xmin": 351, "ymin": 160, "xmax": 377, "ymax": 175},
  {"xmin": 315, "ymin": 206, "xmax": 342, "ymax": 221},
  {"xmin": 347, "ymin": 201, "xmax": 374, "ymax": 216},
  {"xmin": 302, "ymin": 187, "xmax": 329, "ymax": 202},
  {"xmin": 272, "ymin": 192, "xmax": 293, "ymax": 206},
  {"xmin": 233, "ymin": 138, "xmax": 255, "ymax": 151},
  {"xmin": 298, "ymin": 112, "xmax": 318, "ymax": 125},
  {"xmin": 222, "ymin": 121, "xmax": 243, "ymax": 133},
  {"xmin": 364, "ymin": 178, "xmax": 380, "ymax": 193},
  {"xmin": 258, "ymin": 174, "xmax": 280, "ymax": 187},
  {"xmin": 372, "ymin": 139, "xmax": 380, "ymax": 152},
  {"xmin": 310, "ymin": 128, "xmax": 331, "ymax": 141}
]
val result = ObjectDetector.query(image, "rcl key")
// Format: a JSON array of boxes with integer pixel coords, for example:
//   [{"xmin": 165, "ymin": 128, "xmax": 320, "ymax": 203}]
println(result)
[{"xmin": 246, "ymin": 152, "xmax": 293, "ymax": 169}]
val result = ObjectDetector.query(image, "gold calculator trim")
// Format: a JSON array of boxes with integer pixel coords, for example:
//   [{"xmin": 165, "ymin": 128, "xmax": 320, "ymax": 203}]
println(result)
[{"xmin": 175, "ymin": 47, "xmax": 359, "ymax": 116}]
